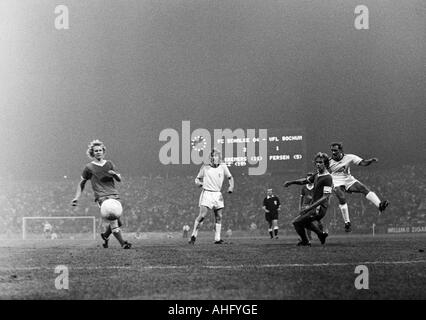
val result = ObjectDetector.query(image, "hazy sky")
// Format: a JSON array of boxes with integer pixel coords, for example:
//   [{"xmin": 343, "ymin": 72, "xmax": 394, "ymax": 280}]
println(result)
[{"xmin": 1, "ymin": 0, "xmax": 425, "ymax": 179}]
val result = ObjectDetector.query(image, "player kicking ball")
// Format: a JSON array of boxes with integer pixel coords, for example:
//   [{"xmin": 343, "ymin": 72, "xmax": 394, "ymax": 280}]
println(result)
[
  {"xmin": 71, "ymin": 140, "xmax": 131, "ymax": 249},
  {"xmin": 284, "ymin": 152, "xmax": 332, "ymax": 246},
  {"xmin": 300, "ymin": 173, "xmax": 324, "ymax": 241},
  {"xmin": 329, "ymin": 142, "xmax": 389, "ymax": 232},
  {"xmin": 189, "ymin": 149, "xmax": 234, "ymax": 245}
]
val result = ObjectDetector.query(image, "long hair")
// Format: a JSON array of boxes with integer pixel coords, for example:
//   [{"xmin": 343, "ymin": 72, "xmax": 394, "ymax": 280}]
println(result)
[
  {"xmin": 314, "ymin": 152, "xmax": 330, "ymax": 169},
  {"xmin": 86, "ymin": 139, "xmax": 106, "ymax": 159}
]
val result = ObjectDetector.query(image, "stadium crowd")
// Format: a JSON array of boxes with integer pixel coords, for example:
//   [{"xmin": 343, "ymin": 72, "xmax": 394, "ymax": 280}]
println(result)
[{"xmin": 1, "ymin": 164, "xmax": 425, "ymax": 236}]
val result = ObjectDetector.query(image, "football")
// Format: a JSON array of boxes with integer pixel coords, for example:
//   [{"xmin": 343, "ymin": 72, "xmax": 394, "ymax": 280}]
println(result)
[{"xmin": 100, "ymin": 199, "xmax": 123, "ymax": 221}]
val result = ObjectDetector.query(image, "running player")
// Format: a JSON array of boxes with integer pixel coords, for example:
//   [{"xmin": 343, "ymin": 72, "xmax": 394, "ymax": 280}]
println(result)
[
  {"xmin": 71, "ymin": 140, "xmax": 131, "ymax": 249},
  {"xmin": 189, "ymin": 149, "xmax": 234, "ymax": 244},
  {"xmin": 329, "ymin": 142, "xmax": 389, "ymax": 232},
  {"xmin": 43, "ymin": 221, "xmax": 53, "ymax": 239}
]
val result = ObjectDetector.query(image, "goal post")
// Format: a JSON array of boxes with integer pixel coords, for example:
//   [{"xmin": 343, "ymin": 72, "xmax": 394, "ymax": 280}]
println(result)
[{"xmin": 22, "ymin": 216, "xmax": 97, "ymax": 240}]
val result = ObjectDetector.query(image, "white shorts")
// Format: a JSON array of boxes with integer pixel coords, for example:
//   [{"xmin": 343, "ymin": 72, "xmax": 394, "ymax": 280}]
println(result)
[
  {"xmin": 199, "ymin": 190, "xmax": 224, "ymax": 210},
  {"xmin": 332, "ymin": 175, "xmax": 359, "ymax": 190}
]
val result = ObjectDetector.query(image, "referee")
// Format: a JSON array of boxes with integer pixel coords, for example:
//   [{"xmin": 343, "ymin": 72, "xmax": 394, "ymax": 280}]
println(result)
[{"xmin": 262, "ymin": 188, "xmax": 281, "ymax": 239}]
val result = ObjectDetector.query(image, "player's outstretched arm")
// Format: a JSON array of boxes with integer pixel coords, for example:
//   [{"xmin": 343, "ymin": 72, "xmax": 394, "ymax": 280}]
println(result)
[
  {"xmin": 195, "ymin": 177, "xmax": 203, "ymax": 188},
  {"xmin": 227, "ymin": 176, "xmax": 234, "ymax": 193},
  {"xmin": 299, "ymin": 195, "xmax": 304, "ymax": 211},
  {"xmin": 71, "ymin": 178, "xmax": 87, "ymax": 206},
  {"xmin": 284, "ymin": 178, "xmax": 308, "ymax": 187},
  {"xmin": 195, "ymin": 165, "xmax": 204, "ymax": 187},
  {"xmin": 358, "ymin": 158, "xmax": 378, "ymax": 166}
]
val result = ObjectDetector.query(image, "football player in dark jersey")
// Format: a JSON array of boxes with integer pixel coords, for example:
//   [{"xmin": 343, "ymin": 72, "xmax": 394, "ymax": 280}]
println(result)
[
  {"xmin": 300, "ymin": 173, "xmax": 323, "ymax": 241},
  {"xmin": 284, "ymin": 153, "xmax": 332, "ymax": 246},
  {"xmin": 71, "ymin": 140, "xmax": 131, "ymax": 249}
]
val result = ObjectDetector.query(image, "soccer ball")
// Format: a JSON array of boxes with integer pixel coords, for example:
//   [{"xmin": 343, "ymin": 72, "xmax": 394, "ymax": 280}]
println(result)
[{"xmin": 100, "ymin": 199, "xmax": 123, "ymax": 220}]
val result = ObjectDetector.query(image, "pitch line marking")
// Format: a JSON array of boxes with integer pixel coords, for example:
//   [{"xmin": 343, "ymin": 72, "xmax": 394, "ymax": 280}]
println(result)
[{"xmin": 1, "ymin": 259, "xmax": 426, "ymax": 272}]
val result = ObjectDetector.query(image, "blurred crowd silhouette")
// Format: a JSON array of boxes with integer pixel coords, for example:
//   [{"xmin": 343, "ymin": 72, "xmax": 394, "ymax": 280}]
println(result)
[{"xmin": 2, "ymin": 164, "xmax": 425, "ymax": 235}]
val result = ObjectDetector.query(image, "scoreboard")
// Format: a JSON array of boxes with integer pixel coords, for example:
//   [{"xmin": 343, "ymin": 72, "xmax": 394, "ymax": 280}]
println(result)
[{"xmin": 220, "ymin": 128, "xmax": 306, "ymax": 174}]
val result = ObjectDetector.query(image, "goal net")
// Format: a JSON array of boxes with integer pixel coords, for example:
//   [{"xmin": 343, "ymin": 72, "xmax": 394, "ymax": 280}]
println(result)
[{"xmin": 22, "ymin": 216, "xmax": 96, "ymax": 240}]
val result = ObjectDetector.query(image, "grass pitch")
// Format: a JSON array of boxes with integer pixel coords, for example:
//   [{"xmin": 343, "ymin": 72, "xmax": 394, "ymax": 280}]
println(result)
[{"xmin": 1, "ymin": 232, "xmax": 426, "ymax": 300}]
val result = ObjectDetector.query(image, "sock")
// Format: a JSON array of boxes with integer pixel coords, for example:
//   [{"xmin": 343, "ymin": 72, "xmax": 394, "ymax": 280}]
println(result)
[
  {"xmin": 268, "ymin": 229, "xmax": 273, "ymax": 238},
  {"xmin": 215, "ymin": 223, "xmax": 222, "ymax": 241},
  {"xmin": 112, "ymin": 230, "xmax": 125, "ymax": 246},
  {"xmin": 366, "ymin": 191, "xmax": 381, "ymax": 208},
  {"xmin": 274, "ymin": 226, "xmax": 279, "ymax": 236},
  {"xmin": 306, "ymin": 222, "xmax": 323, "ymax": 237},
  {"xmin": 192, "ymin": 220, "xmax": 199, "ymax": 238},
  {"xmin": 339, "ymin": 203, "xmax": 350, "ymax": 223}
]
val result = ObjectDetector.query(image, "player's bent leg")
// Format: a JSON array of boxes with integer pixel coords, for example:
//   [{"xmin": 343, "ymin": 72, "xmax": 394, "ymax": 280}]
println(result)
[
  {"xmin": 292, "ymin": 215, "xmax": 310, "ymax": 246},
  {"xmin": 266, "ymin": 217, "xmax": 273, "ymax": 238},
  {"xmin": 111, "ymin": 226, "xmax": 123, "ymax": 245},
  {"xmin": 334, "ymin": 186, "xmax": 347, "ymax": 205},
  {"xmin": 298, "ymin": 207, "xmax": 328, "ymax": 245},
  {"xmin": 335, "ymin": 186, "xmax": 351, "ymax": 231},
  {"xmin": 272, "ymin": 219, "xmax": 279, "ymax": 239},
  {"xmin": 314, "ymin": 207, "xmax": 328, "ymax": 244},
  {"xmin": 267, "ymin": 220, "xmax": 273, "ymax": 238},
  {"xmin": 306, "ymin": 221, "xmax": 328, "ymax": 245},
  {"xmin": 378, "ymin": 199, "xmax": 389, "ymax": 213},
  {"xmin": 189, "ymin": 206, "xmax": 208, "ymax": 244},
  {"xmin": 101, "ymin": 224, "xmax": 112, "ymax": 248},
  {"xmin": 306, "ymin": 228, "xmax": 312, "ymax": 241},
  {"xmin": 340, "ymin": 205, "xmax": 352, "ymax": 232},
  {"xmin": 214, "ymin": 208, "xmax": 224, "ymax": 244},
  {"xmin": 101, "ymin": 229, "xmax": 110, "ymax": 248},
  {"xmin": 111, "ymin": 227, "xmax": 132, "ymax": 249},
  {"xmin": 317, "ymin": 220, "xmax": 324, "ymax": 232},
  {"xmin": 109, "ymin": 220, "xmax": 132, "ymax": 249},
  {"xmin": 347, "ymin": 181, "xmax": 370, "ymax": 195},
  {"xmin": 349, "ymin": 181, "xmax": 389, "ymax": 212}
]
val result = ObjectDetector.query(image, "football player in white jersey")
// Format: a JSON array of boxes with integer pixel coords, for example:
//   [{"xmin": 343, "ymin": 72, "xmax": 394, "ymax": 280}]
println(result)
[
  {"xmin": 329, "ymin": 142, "xmax": 389, "ymax": 232},
  {"xmin": 43, "ymin": 221, "xmax": 53, "ymax": 239},
  {"xmin": 189, "ymin": 149, "xmax": 234, "ymax": 244}
]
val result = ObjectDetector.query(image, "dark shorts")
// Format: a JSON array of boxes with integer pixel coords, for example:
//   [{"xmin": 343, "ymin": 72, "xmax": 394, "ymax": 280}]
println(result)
[
  {"xmin": 96, "ymin": 195, "xmax": 120, "ymax": 206},
  {"xmin": 96, "ymin": 195, "xmax": 122, "ymax": 226},
  {"xmin": 265, "ymin": 212, "xmax": 279, "ymax": 222},
  {"xmin": 293, "ymin": 206, "xmax": 327, "ymax": 225}
]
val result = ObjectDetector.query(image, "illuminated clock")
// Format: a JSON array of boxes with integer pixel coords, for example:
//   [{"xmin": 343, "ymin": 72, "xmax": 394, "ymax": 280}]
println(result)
[{"xmin": 191, "ymin": 135, "xmax": 207, "ymax": 152}]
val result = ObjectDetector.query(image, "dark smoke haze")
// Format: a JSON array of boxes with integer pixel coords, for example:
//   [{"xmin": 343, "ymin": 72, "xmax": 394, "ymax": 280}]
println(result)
[{"xmin": 1, "ymin": 0, "xmax": 425, "ymax": 179}]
